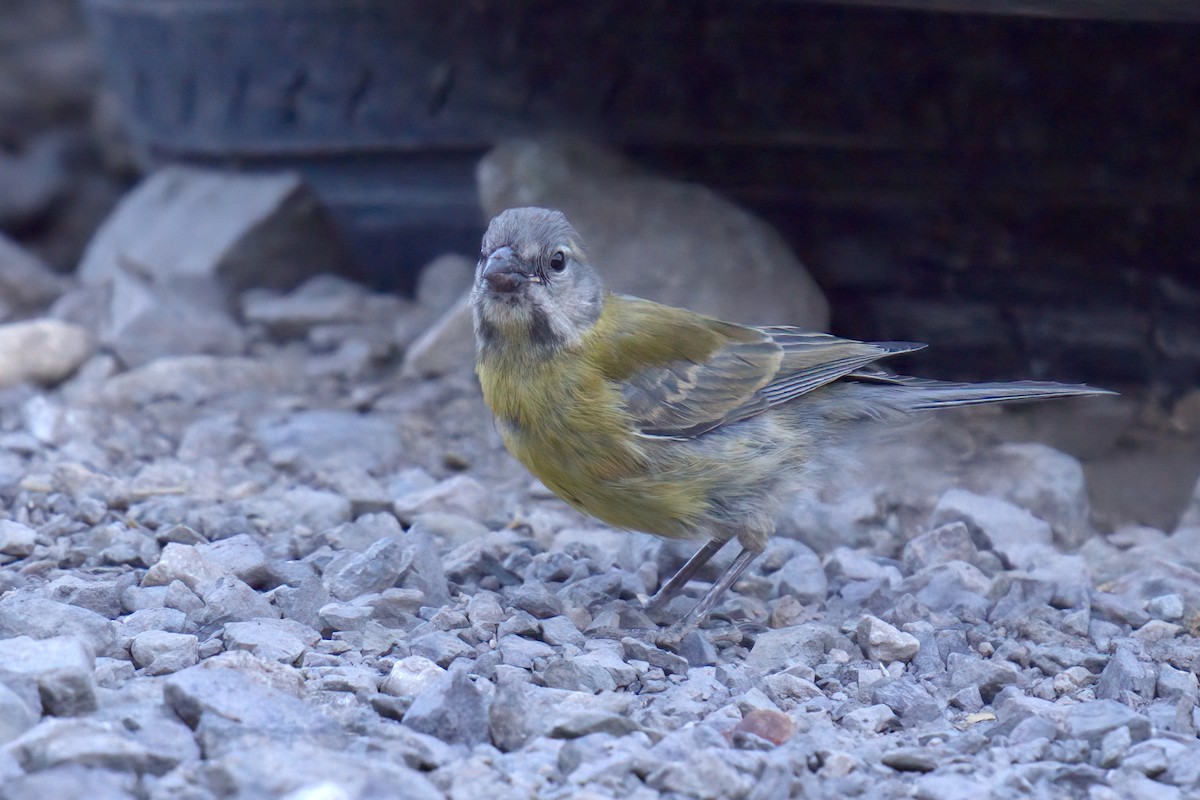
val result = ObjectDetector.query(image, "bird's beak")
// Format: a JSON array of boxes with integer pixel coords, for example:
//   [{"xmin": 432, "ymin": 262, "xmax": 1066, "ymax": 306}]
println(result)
[{"xmin": 482, "ymin": 246, "xmax": 529, "ymax": 294}]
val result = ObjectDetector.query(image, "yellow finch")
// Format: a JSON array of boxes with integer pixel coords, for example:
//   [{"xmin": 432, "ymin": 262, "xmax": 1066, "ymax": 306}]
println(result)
[{"xmin": 472, "ymin": 207, "xmax": 1113, "ymax": 626}]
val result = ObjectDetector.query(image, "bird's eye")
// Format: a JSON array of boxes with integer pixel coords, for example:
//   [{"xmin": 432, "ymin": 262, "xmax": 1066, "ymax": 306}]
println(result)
[{"xmin": 549, "ymin": 251, "xmax": 567, "ymax": 272}]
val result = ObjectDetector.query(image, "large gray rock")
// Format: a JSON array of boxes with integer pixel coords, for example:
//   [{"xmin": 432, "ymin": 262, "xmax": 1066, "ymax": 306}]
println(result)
[
  {"xmin": 873, "ymin": 678, "xmax": 942, "ymax": 725},
  {"xmin": 201, "ymin": 741, "xmax": 443, "ymax": 800},
  {"xmin": 946, "ymin": 653, "xmax": 1022, "ymax": 703},
  {"xmin": 75, "ymin": 167, "xmax": 352, "ymax": 367},
  {"xmin": 44, "ymin": 575, "xmax": 124, "ymax": 619},
  {"xmin": 6, "ymin": 717, "xmax": 178, "ymax": 776},
  {"xmin": 394, "ymin": 475, "xmax": 492, "ymax": 525},
  {"xmin": 381, "ymin": 655, "xmax": 446, "ymax": 698},
  {"xmin": 963, "ymin": 443, "xmax": 1092, "ymax": 549},
  {"xmin": 931, "ymin": 489, "xmax": 1056, "ymax": 569},
  {"xmin": 414, "ymin": 253, "xmax": 476, "ymax": 313},
  {"xmin": 1063, "ymin": 699, "xmax": 1152, "ymax": 746},
  {"xmin": 487, "ymin": 679, "xmax": 636, "ymax": 752},
  {"xmin": 0, "ymin": 519, "xmax": 37, "ymax": 557},
  {"xmin": 407, "ymin": 631, "xmax": 475, "ymax": 668},
  {"xmin": 400, "ymin": 295, "xmax": 474, "ymax": 379},
  {"xmin": 323, "ymin": 537, "xmax": 413, "ymax": 600},
  {"xmin": 325, "ymin": 512, "xmax": 404, "ymax": 552},
  {"xmin": 398, "ymin": 522, "xmax": 451, "ymax": 609},
  {"xmin": 0, "ymin": 135, "xmax": 67, "ymax": 228},
  {"xmin": 195, "ymin": 534, "xmax": 269, "ymax": 587},
  {"xmin": 164, "ymin": 665, "xmax": 343, "ymax": 748},
  {"xmin": 98, "ymin": 354, "xmax": 300, "ymax": 408},
  {"xmin": 254, "ymin": 409, "xmax": 401, "ymax": 472},
  {"xmin": 194, "ymin": 650, "xmax": 306, "ymax": 698},
  {"xmin": 902, "ymin": 522, "xmax": 978, "ymax": 574},
  {"xmin": 188, "ymin": 576, "xmax": 280, "ymax": 627},
  {"xmin": 478, "ymin": 137, "xmax": 829, "ymax": 329},
  {"xmin": 240, "ymin": 486, "xmax": 353, "ymax": 536},
  {"xmin": 1179, "ymin": 473, "xmax": 1200, "ymax": 532},
  {"xmin": 91, "ymin": 701, "xmax": 201, "ymax": 776},
  {"xmin": 241, "ymin": 273, "xmax": 408, "ymax": 337},
  {"xmin": 101, "ymin": 272, "xmax": 245, "ymax": 368},
  {"xmin": 904, "ymin": 560, "xmax": 993, "ymax": 617},
  {"xmin": 768, "ymin": 545, "xmax": 827, "ymax": 604},
  {"xmin": 402, "ymin": 668, "xmax": 489, "ymax": 746},
  {"xmin": 0, "ymin": 595, "xmax": 115, "ymax": 657},
  {"xmin": 746, "ymin": 624, "xmax": 834, "ymax": 674},
  {"xmin": 1095, "ymin": 646, "xmax": 1156, "ymax": 703},
  {"xmin": 0, "ymin": 233, "xmax": 66, "ymax": 319},
  {"xmin": 271, "ymin": 573, "xmax": 329, "ymax": 630},
  {"xmin": 1158, "ymin": 663, "xmax": 1199, "ymax": 703},
  {"xmin": 129, "ymin": 631, "xmax": 198, "ymax": 676},
  {"xmin": 0, "ymin": 635, "xmax": 96, "ymax": 716},
  {"xmin": 221, "ymin": 619, "xmax": 319, "ymax": 665},
  {"xmin": 0, "ymin": 680, "xmax": 39, "ymax": 744},
  {"xmin": 78, "ymin": 166, "xmax": 348, "ymax": 293},
  {"xmin": 646, "ymin": 750, "xmax": 753, "ymax": 799},
  {"xmin": 0, "ymin": 766, "xmax": 138, "ymax": 800}
]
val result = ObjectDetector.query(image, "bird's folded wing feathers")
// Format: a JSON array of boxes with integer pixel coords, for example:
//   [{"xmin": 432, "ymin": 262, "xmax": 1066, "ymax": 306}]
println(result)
[{"xmin": 624, "ymin": 325, "xmax": 924, "ymax": 438}]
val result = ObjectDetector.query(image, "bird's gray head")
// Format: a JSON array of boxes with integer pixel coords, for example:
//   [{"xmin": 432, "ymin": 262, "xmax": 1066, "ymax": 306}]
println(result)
[{"xmin": 472, "ymin": 207, "xmax": 605, "ymax": 355}]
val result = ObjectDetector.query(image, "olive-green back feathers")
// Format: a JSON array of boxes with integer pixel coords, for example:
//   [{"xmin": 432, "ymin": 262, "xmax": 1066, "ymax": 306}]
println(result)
[{"xmin": 589, "ymin": 295, "xmax": 922, "ymax": 438}]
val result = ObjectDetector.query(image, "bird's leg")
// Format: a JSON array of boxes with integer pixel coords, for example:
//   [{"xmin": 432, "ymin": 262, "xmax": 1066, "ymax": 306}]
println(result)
[
  {"xmin": 677, "ymin": 545, "xmax": 762, "ymax": 628},
  {"xmin": 644, "ymin": 537, "xmax": 728, "ymax": 613}
]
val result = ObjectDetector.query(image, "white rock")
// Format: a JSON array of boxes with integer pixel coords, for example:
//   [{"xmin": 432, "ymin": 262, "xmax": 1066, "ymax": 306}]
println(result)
[
  {"xmin": 381, "ymin": 655, "xmax": 447, "ymax": 697},
  {"xmin": 856, "ymin": 614, "xmax": 921, "ymax": 663},
  {"xmin": 0, "ymin": 319, "xmax": 92, "ymax": 388},
  {"xmin": 840, "ymin": 703, "xmax": 898, "ymax": 734}
]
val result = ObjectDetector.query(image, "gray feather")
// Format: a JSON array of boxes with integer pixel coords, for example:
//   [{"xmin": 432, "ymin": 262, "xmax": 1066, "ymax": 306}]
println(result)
[{"xmin": 839, "ymin": 375, "xmax": 1115, "ymax": 416}]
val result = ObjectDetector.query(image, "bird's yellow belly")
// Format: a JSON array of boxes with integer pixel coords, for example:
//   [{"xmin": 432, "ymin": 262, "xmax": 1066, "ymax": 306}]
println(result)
[
  {"xmin": 500, "ymin": 419, "xmax": 707, "ymax": 540},
  {"xmin": 479, "ymin": 350, "xmax": 715, "ymax": 539}
]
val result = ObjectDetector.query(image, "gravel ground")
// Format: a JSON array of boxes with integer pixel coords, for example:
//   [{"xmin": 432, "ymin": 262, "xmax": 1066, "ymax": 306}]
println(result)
[{"xmin": 0, "ymin": 264, "xmax": 1197, "ymax": 800}]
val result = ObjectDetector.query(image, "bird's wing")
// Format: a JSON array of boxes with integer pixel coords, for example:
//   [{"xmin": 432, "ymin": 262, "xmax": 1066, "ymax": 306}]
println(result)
[
  {"xmin": 617, "ymin": 318, "xmax": 923, "ymax": 439},
  {"xmin": 754, "ymin": 328, "xmax": 924, "ymax": 408},
  {"xmin": 620, "ymin": 329, "xmax": 779, "ymax": 438}
]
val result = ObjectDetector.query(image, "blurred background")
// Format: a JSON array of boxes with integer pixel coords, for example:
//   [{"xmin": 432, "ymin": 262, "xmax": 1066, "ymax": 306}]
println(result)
[{"xmin": 1, "ymin": 0, "xmax": 1198, "ymax": 523}]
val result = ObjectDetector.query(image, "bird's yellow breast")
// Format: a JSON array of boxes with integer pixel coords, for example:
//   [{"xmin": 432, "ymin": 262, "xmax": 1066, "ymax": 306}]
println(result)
[{"xmin": 476, "ymin": 330, "xmax": 710, "ymax": 538}]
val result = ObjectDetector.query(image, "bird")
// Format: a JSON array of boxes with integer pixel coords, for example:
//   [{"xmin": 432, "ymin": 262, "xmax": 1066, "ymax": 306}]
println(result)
[{"xmin": 471, "ymin": 206, "xmax": 1114, "ymax": 627}]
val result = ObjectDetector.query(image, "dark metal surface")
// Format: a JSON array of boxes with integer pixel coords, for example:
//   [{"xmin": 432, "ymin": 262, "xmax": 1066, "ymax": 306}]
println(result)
[{"xmin": 803, "ymin": 0, "xmax": 1200, "ymax": 22}]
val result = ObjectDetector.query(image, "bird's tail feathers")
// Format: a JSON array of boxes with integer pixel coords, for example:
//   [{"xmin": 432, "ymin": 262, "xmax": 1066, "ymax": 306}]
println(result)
[{"xmin": 846, "ymin": 374, "xmax": 1116, "ymax": 415}]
